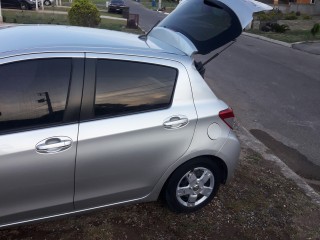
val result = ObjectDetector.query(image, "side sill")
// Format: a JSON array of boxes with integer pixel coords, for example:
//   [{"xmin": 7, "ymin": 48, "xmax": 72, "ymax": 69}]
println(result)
[{"xmin": 0, "ymin": 195, "xmax": 148, "ymax": 229}]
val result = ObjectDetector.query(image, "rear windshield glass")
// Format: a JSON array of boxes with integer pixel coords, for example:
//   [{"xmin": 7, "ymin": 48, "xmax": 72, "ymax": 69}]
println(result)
[
  {"xmin": 111, "ymin": 0, "xmax": 124, "ymax": 4},
  {"xmin": 158, "ymin": 0, "xmax": 242, "ymax": 55}
]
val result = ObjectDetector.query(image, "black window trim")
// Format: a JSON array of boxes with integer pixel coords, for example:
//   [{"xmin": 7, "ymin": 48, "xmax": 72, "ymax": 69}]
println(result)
[{"xmin": 80, "ymin": 58, "xmax": 179, "ymax": 122}]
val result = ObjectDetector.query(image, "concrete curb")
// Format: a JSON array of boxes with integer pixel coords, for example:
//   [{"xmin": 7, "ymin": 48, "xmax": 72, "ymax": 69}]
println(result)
[
  {"xmin": 237, "ymin": 124, "xmax": 320, "ymax": 207},
  {"xmin": 242, "ymin": 32, "xmax": 292, "ymax": 48},
  {"xmin": 292, "ymin": 42, "xmax": 320, "ymax": 55},
  {"xmin": 243, "ymin": 32, "xmax": 320, "ymax": 55}
]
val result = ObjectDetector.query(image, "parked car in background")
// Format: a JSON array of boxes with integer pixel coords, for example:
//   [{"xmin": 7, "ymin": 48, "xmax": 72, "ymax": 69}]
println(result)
[
  {"xmin": 0, "ymin": 0, "xmax": 271, "ymax": 229},
  {"xmin": 31, "ymin": 0, "xmax": 41, "ymax": 7},
  {"xmin": 43, "ymin": 0, "xmax": 54, "ymax": 6},
  {"xmin": 1, "ymin": 0, "xmax": 36, "ymax": 10},
  {"xmin": 107, "ymin": 0, "xmax": 126, "ymax": 13}
]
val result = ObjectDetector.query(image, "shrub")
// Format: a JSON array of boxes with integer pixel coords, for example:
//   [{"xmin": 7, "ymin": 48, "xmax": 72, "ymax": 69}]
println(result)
[
  {"xmin": 302, "ymin": 14, "xmax": 312, "ymax": 20},
  {"xmin": 261, "ymin": 22, "xmax": 290, "ymax": 33},
  {"xmin": 311, "ymin": 23, "xmax": 320, "ymax": 37},
  {"xmin": 68, "ymin": 0, "xmax": 101, "ymax": 27},
  {"xmin": 284, "ymin": 13, "xmax": 298, "ymax": 20},
  {"xmin": 295, "ymin": 11, "xmax": 301, "ymax": 16},
  {"xmin": 256, "ymin": 10, "xmax": 282, "ymax": 21},
  {"xmin": 261, "ymin": 25, "xmax": 271, "ymax": 32},
  {"xmin": 272, "ymin": 23, "xmax": 290, "ymax": 33}
]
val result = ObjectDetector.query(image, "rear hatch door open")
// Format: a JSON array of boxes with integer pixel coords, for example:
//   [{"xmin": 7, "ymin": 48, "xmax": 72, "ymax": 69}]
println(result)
[{"xmin": 148, "ymin": 0, "xmax": 272, "ymax": 56}]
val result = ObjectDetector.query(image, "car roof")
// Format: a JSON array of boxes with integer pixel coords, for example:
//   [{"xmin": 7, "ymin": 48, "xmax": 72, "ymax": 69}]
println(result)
[{"xmin": 0, "ymin": 25, "xmax": 186, "ymax": 59}]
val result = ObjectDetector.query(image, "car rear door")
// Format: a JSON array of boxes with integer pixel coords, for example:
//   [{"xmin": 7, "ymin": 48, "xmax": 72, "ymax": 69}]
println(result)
[
  {"xmin": 148, "ymin": 0, "xmax": 272, "ymax": 55},
  {"xmin": 74, "ymin": 54, "xmax": 197, "ymax": 209},
  {"xmin": 0, "ymin": 53, "xmax": 84, "ymax": 227}
]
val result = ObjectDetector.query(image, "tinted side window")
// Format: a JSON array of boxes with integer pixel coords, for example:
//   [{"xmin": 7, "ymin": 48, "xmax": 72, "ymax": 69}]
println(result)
[
  {"xmin": 0, "ymin": 58, "xmax": 72, "ymax": 133},
  {"xmin": 95, "ymin": 60, "xmax": 177, "ymax": 118}
]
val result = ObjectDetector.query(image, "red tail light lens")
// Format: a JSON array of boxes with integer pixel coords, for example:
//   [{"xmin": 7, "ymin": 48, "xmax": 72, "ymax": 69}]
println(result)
[{"xmin": 219, "ymin": 108, "xmax": 235, "ymax": 129}]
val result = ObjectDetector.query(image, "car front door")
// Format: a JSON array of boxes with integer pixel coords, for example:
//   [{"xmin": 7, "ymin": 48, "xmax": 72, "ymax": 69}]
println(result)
[
  {"xmin": 74, "ymin": 54, "xmax": 197, "ymax": 209},
  {"xmin": 0, "ymin": 54, "xmax": 84, "ymax": 227}
]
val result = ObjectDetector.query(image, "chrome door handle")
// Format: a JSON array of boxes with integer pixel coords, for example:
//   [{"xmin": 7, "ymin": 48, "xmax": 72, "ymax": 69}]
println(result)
[
  {"xmin": 37, "ymin": 141, "xmax": 71, "ymax": 150},
  {"xmin": 36, "ymin": 137, "xmax": 72, "ymax": 154},
  {"xmin": 163, "ymin": 116, "xmax": 189, "ymax": 129}
]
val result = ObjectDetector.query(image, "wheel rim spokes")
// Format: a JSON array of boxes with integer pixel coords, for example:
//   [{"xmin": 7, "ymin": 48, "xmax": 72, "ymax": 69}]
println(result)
[{"xmin": 176, "ymin": 167, "xmax": 215, "ymax": 207}]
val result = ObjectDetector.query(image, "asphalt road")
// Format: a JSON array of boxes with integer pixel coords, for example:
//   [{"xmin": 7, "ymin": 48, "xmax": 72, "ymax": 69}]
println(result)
[
  {"xmin": 124, "ymin": 0, "xmax": 165, "ymax": 32},
  {"xmin": 200, "ymin": 36, "xmax": 320, "ymax": 180},
  {"xmin": 124, "ymin": 0, "xmax": 320, "ymax": 180}
]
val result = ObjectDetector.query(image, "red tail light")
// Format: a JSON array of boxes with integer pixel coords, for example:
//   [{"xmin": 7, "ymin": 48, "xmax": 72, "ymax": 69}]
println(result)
[{"xmin": 219, "ymin": 108, "xmax": 235, "ymax": 129}]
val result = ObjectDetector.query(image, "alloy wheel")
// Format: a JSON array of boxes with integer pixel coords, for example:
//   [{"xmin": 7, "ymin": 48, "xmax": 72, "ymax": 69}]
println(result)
[{"xmin": 176, "ymin": 167, "xmax": 214, "ymax": 207}]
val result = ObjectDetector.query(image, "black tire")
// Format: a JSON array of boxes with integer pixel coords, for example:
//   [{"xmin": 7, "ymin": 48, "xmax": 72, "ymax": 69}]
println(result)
[
  {"xmin": 44, "ymin": 0, "xmax": 51, "ymax": 6},
  {"xmin": 20, "ymin": 2, "xmax": 28, "ymax": 10},
  {"xmin": 164, "ymin": 158, "xmax": 221, "ymax": 213}
]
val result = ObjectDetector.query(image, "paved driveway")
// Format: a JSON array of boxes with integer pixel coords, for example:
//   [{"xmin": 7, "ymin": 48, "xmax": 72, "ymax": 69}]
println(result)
[
  {"xmin": 200, "ymin": 35, "xmax": 320, "ymax": 180},
  {"xmin": 124, "ymin": 0, "xmax": 165, "ymax": 32}
]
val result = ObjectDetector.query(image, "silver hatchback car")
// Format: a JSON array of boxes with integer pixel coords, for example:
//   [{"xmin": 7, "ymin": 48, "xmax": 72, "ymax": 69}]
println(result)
[{"xmin": 0, "ymin": 0, "xmax": 270, "ymax": 228}]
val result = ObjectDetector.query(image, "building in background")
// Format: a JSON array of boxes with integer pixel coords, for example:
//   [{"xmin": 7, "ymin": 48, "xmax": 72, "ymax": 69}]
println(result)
[{"xmin": 260, "ymin": 0, "xmax": 319, "ymax": 14}]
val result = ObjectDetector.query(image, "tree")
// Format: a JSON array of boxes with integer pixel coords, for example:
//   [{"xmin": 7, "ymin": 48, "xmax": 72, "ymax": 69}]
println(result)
[{"xmin": 68, "ymin": 0, "xmax": 101, "ymax": 28}]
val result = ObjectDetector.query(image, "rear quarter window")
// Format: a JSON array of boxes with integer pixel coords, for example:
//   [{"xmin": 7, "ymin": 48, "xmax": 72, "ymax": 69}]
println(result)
[{"xmin": 94, "ymin": 60, "xmax": 178, "ymax": 118}]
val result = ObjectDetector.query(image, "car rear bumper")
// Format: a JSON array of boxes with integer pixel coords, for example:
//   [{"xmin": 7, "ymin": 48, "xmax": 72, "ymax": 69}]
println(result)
[
  {"xmin": 108, "ymin": 6, "xmax": 125, "ymax": 12},
  {"xmin": 217, "ymin": 130, "xmax": 241, "ymax": 183}
]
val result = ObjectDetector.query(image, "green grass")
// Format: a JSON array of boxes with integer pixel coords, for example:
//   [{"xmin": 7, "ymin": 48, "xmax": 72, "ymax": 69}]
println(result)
[
  {"xmin": 247, "ymin": 29, "xmax": 320, "ymax": 43},
  {"xmin": 43, "ymin": 5, "xmax": 125, "ymax": 18},
  {"xmin": 91, "ymin": 0, "xmax": 108, "ymax": 4},
  {"xmin": 44, "ymin": 6, "xmax": 71, "ymax": 11},
  {"xmin": 2, "ymin": 9, "xmax": 140, "ymax": 33},
  {"xmin": 3, "ymin": 9, "xmax": 69, "ymax": 25},
  {"xmin": 60, "ymin": 0, "xmax": 110, "ymax": 7},
  {"xmin": 254, "ymin": 10, "xmax": 313, "ymax": 21},
  {"xmin": 62, "ymin": 0, "xmax": 178, "ymax": 11}
]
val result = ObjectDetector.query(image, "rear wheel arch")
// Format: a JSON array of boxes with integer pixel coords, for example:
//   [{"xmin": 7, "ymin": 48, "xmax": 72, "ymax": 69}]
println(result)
[
  {"xmin": 161, "ymin": 155, "xmax": 228, "ymax": 192},
  {"xmin": 196, "ymin": 155, "xmax": 228, "ymax": 184},
  {"xmin": 159, "ymin": 155, "xmax": 228, "ymax": 200}
]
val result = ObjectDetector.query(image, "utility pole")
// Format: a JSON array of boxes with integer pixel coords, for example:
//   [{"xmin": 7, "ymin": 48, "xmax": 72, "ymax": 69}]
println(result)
[
  {"xmin": 37, "ymin": 92, "xmax": 53, "ymax": 115},
  {"xmin": 36, "ymin": 0, "xmax": 38, "ymax": 10},
  {"xmin": 158, "ymin": 0, "xmax": 161, "ymax": 10}
]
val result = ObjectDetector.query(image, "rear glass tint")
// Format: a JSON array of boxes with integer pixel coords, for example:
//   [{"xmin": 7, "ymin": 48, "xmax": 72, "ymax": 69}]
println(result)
[
  {"xmin": 94, "ymin": 60, "xmax": 177, "ymax": 118},
  {"xmin": 158, "ymin": 0, "xmax": 242, "ymax": 55}
]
